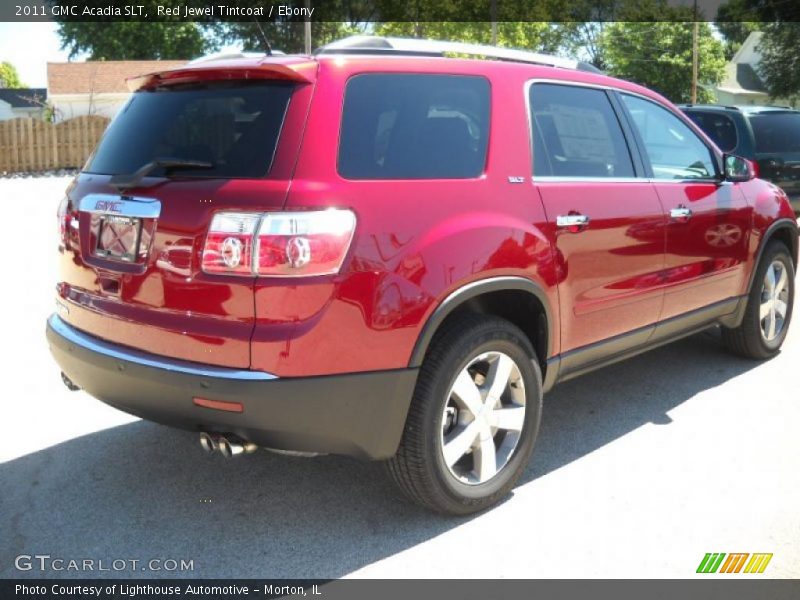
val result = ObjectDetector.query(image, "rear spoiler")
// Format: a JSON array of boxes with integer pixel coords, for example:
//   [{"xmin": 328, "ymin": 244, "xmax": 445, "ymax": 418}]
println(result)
[{"xmin": 127, "ymin": 61, "xmax": 316, "ymax": 91}]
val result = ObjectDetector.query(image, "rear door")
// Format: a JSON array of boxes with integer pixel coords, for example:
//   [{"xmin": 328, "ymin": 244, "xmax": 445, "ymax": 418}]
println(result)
[
  {"xmin": 529, "ymin": 82, "xmax": 667, "ymax": 359},
  {"xmin": 58, "ymin": 72, "xmax": 314, "ymax": 368},
  {"xmin": 618, "ymin": 93, "xmax": 753, "ymax": 321}
]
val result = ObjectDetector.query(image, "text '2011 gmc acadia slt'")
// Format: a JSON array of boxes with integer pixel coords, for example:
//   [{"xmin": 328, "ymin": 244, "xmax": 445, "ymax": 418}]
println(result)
[{"xmin": 48, "ymin": 36, "xmax": 798, "ymax": 514}]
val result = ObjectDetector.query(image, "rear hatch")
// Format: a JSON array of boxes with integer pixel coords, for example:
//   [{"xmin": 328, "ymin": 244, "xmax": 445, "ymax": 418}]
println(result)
[
  {"xmin": 56, "ymin": 58, "xmax": 316, "ymax": 368},
  {"xmin": 749, "ymin": 111, "xmax": 800, "ymax": 200}
]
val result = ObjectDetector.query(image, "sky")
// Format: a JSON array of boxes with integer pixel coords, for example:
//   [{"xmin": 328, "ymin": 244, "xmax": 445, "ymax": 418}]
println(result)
[
  {"xmin": 0, "ymin": 22, "xmax": 244, "ymax": 88},
  {"xmin": 0, "ymin": 22, "xmax": 77, "ymax": 88}
]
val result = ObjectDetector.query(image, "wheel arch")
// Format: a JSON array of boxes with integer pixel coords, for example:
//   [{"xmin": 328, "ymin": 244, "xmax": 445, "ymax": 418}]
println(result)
[
  {"xmin": 748, "ymin": 218, "xmax": 798, "ymax": 294},
  {"xmin": 408, "ymin": 276, "xmax": 555, "ymax": 381}
]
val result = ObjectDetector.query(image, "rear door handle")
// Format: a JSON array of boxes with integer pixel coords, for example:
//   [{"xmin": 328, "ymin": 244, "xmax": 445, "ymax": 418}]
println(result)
[
  {"xmin": 556, "ymin": 214, "xmax": 590, "ymax": 230},
  {"xmin": 670, "ymin": 206, "xmax": 692, "ymax": 221}
]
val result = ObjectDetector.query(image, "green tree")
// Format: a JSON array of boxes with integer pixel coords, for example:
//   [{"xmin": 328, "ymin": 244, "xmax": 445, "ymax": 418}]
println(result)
[
  {"xmin": 0, "ymin": 61, "xmax": 25, "ymax": 88},
  {"xmin": 58, "ymin": 22, "xmax": 210, "ymax": 60},
  {"xmin": 373, "ymin": 22, "xmax": 569, "ymax": 54},
  {"xmin": 603, "ymin": 21, "xmax": 726, "ymax": 103},
  {"xmin": 554, "ymin": 0, "xmax": 679, "ymax": 69},
  {"xmin": 712, "ymin": 0, "xmax": 800, "ymax": 103},
  {"xmin": 715, "ymin": 0, "xmax": 760, "ymax": 59},
  {"xmin": 221, "ymin": 21, "xmax": 363, "ymax": 54},
  {"xmin": 758, "ymin": 23, "xmax": 800, "ymax": 105},
  {"xmin": 56, "ymin": 0, "xmax": 213, "ymax": 61}
]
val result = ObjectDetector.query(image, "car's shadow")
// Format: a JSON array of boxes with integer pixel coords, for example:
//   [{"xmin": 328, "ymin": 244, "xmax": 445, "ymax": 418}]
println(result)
[{"xmin": 0, "ymin": 329, "xmax": 761, "ymax": 579}]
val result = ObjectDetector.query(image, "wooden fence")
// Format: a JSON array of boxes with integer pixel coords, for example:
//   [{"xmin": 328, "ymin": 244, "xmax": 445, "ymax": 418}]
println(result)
[{"xmin": 0, "ymin": 116, "xmax": 110, "ymax": 174}]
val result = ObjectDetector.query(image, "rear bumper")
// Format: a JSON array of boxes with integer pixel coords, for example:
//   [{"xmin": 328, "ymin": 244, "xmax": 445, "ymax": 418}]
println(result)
[{"xmin": 46, "ymin": 315, "xmax": 417, "ymax": 460}]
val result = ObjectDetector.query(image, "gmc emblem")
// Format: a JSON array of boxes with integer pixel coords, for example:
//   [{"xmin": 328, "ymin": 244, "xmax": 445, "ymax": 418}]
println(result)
[{"xmin": 95, "ymin": 200, "xmax": 123, "ymax": 213}]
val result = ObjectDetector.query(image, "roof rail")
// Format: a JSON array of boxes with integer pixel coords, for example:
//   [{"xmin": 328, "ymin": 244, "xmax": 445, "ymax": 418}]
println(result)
[
  {"xmin": 679, "ymin": 103, "xmax": 742, "ymax": 111},
  {"xmin": 316, "ymin": 35, "xmax": 602, "ymax": 74}
]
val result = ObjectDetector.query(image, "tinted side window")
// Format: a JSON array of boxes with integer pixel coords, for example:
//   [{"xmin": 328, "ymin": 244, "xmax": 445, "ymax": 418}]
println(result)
[
  {"xmin": 338, "ymin": 74, "xmax": 490, "ymax": 179},
  {"xmin": 621, "ymin": 95, "xmax": 716, "ymax": 180},
  {"xmin": 684, "ymin": 111, "xmax": 738, "ymax": 153},
  {"xmin": 530, "ymin": 83, "xmax": 634, "ymax": 178}
]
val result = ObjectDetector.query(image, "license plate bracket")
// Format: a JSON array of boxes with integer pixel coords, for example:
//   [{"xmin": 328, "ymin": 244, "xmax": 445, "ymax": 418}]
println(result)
[{"xmin": 94, "ymin": 215, "xmax": 142, "ymax": 262}]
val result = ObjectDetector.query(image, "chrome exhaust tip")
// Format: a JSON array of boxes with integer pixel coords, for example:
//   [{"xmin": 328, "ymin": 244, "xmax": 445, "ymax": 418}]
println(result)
[
  {"xmin": 199, "ymin": 432, "xmax": 219, "ymax": 454},
  {"xmin": 218, "ymin": 435, "xmax": 258, "ymax": 458}
]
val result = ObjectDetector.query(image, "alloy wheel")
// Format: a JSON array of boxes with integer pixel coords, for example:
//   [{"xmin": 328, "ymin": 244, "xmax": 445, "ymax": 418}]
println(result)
[
  {"xmin": 760, "ymin": 260, "xmax": 790, "ymax": 342},
  {"xmin": 440, "ymin": 351, "xmax": 526, "ymax": 485}
]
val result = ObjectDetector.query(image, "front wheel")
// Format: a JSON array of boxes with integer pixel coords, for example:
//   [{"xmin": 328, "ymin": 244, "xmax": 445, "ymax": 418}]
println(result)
[
  {"xmin": 385, "ymin": 315, "xmax": 542, "ymax": 515},
  {"xmin": 722, "ymin": 241, "xmax": 795, "ymax": 359}
]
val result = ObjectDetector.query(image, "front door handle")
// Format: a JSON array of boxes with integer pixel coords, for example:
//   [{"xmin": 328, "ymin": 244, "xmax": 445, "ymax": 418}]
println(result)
[
  {"xmin": 556, "ymin": 213, "xmax": 590, "ymax": 231},
  {"xmin": 670, "ymin": 205, "xmax": 692, "ymax": 221}
]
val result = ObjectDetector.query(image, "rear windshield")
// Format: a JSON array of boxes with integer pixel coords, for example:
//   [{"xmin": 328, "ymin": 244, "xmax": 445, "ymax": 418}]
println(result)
[
  {"xmin": 86, "ymin": 81, "xmax": 294, "ymax": 178},
  {"xmin": 338, "ymin": 74, "xmax": 490, "ymax": 179},
  {"xmin": 749, "ymin": 112, "xmax": 800, "ymax": 154}
]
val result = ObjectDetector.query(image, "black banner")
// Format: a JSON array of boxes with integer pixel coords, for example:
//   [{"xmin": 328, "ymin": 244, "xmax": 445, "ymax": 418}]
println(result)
[
  {"xmin": 1, "ymin": 0, "xmax": 799, "ymax": 23},
  {"xmin": 4, "ymin": 579, "xmax": 800, "ymax": 600}
]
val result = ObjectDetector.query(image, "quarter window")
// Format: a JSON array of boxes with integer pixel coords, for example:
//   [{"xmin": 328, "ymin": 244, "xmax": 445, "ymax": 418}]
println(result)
[
  {"xmin": 621, "ymin": 95, "xmax": 716, "ymax": 180},
  {"xmin": 530, "ymin": 83, "xmax": 634, "ymax": 178},
  {"xmin": 338, "ymin": 74, "xmax": 490, "ymax": 179}
]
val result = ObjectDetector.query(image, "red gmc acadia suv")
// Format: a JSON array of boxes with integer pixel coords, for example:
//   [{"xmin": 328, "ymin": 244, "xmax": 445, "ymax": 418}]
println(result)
[{"xmin": 47, "ymin": 36, "xmax": 798, "ymax": 514}]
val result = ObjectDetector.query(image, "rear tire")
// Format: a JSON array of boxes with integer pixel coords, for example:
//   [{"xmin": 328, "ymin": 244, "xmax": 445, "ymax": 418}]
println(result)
[
  {"xmin": 386, "ymin": 315, "xmax": 542, "ymax": 515},
  {"xmin": 722, "ymin": 241, "xmax": 794, "ymax": 359}
]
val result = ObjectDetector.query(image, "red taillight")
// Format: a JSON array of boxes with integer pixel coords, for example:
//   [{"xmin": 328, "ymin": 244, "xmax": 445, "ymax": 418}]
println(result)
[
  {"xmin": 201, "ymin": 209, "xmax": 356, "ymax": 278},
  {"xmin": 57, "ymin": 196, "xmax": 77, "ymax": 246},
  {"xmin": 255, "ymin": 210, "xmax": 356, "ymax": 277},
  {"xmin": 201, "ymin": 212, "xmax": 260, "ymax": 275},
  {"xmin": 57, "ymin": 196, "xmax": 68, "ymax": 242},
  {"xmin": 750, "ymin": 159, "xmax": 761, "ymax": 179}
]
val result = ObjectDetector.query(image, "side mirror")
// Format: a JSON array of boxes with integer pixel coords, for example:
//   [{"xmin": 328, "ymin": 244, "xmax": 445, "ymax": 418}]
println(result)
[{"xmin": 724, "ymin": 154, "xmax": 756, "ymax": 182}]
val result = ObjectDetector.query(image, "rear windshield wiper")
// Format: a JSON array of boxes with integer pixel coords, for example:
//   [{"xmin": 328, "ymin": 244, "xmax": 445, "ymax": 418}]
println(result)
[{"xmin": 109, "ymin": 158, "xmax": 214, "ymax": 191}]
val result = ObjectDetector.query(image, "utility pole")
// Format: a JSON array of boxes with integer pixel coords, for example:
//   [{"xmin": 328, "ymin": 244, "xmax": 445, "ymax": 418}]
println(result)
[
  {"xmin": 304, "ymin": 0, "xmax": 312, "ymax": 54},
  {"xmin": 691, "ymin": 0, "xmax": 699, "ymax": 104},
  {"xmin": 491, "ymin": 0, "xmax": 497, "ymax": 45}
]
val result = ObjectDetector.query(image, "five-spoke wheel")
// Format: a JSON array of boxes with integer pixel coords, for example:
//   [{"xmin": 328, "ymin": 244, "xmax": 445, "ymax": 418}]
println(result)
[
  {"xmin": 759, "ymin": 259, "xmax": 790, "ymax": 342},
  {"xmin": 723, "ymin": 241, "xmax": 795, "ymax": 359},
  {"xmin": 441, "ymin": 352, "xmax": 526, "ymax": 485},
  {"xmin": 386, "ymin": 315, "xmax": 542, "ymax": 515}
]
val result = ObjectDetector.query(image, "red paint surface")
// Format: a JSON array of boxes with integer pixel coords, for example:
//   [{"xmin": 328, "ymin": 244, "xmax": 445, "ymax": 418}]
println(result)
[{"xmin": 56, "ymin": 55, "xmax": 795, "ymax": 377}]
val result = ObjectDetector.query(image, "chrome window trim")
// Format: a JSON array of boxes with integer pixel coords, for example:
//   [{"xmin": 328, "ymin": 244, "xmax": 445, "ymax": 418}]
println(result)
[
  {"xmin": 533, "ymin": 176, "xmax": 724, "ymax": 185},
  {"xmin": 531, "ymin": 175, "xmax": 731, "ymax": 187},
  {"xmin": 79, "ymin": 193, "xmax": 162, "ymax": 219},
  {"xmin": 534, "ymin": 176, "xmax": 645, "ymax": 184},
  {"xmin": 48, "ymin": 314, "xmax": 277, "ymax": 381}
]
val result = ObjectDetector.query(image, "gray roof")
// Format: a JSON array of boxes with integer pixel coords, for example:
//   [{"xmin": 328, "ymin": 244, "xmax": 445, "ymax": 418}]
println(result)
[{"xmin": 0, "ymin": 88, "xmax": 47, "ymax": 108}]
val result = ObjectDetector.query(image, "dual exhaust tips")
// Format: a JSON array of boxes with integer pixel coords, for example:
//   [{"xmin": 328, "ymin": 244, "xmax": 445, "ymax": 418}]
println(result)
[{"xmin": 200, "ymin": 432, "xmax": 257, "ymax": 458}]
